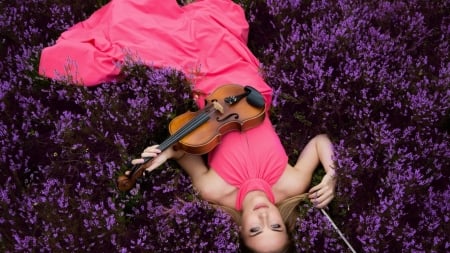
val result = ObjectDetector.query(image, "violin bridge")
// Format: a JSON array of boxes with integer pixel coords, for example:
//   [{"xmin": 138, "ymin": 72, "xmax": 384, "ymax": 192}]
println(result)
[{"xmin": 212, "ymin": 101, "xmax": 224, "ymax": 114}]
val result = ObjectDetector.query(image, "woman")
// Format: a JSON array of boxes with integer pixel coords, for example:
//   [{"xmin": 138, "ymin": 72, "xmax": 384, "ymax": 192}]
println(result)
[
  {"xmin": 39, "ymin": 0, "xmax": 337, "ymax": 251},
  {"xmin": 131, "ymin": 116, "xmax": 337, "ymax": 253}
]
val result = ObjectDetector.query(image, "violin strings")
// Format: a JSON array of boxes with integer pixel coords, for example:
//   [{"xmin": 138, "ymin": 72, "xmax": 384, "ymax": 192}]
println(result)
[
  {"xmin": 160, "ymin": 112, "xmax": 210, "ymax": 150},
  {"xmin": 132, "ymin": 104, "xmax": 215, "ymax": 171},
  {"xmin": 158, "ymin": 104, "xmax": 214, "ymax": 151}
]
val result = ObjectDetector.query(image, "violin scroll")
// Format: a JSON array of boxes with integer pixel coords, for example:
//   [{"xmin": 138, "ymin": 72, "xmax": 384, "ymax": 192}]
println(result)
[
  {"xmin": 117, "ymin": 175, "xmax": 133, "ymax": 191},
  {"xmin": 117, "ymin": 155, "xmax": 155, "ymax": 191}
]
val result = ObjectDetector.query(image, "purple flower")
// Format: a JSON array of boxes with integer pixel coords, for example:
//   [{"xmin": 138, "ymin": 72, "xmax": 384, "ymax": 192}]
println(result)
[{"xmin": 1, "ymin": 0, "xmax": 448, "ymax": 252}]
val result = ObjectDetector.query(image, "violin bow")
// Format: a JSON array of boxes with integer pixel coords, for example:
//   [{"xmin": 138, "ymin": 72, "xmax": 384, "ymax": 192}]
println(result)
[{"xmin": 321, "ymin": 208, "xmax": 357, "ymax": 253}]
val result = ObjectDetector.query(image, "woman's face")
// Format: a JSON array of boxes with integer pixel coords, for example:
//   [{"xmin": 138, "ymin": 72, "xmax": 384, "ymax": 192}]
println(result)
[{"xmin": 240, "ymin": 196, "xmax": 288, "ymax": 252}]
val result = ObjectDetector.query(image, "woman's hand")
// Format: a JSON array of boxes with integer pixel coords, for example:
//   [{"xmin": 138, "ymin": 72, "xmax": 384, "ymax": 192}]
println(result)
[
  {"xmin": 308, "ymin": 170, "xmax": 337, "ymax": 208},
  {"xmin": 131, "ymin": 145, "xmax": 179, "ymax": 173}
]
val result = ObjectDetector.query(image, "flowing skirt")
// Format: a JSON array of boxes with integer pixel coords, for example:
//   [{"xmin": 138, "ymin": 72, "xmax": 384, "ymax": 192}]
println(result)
[{"xmin": 38, "ymin": 0, "xmax": 272, "ymax": 106}]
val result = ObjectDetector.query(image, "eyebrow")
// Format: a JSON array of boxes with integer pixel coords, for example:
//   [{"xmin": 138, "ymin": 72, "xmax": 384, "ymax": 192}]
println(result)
[{"xmin": 249, "ymin": 228, "xmax": 284, "ymax": 237}]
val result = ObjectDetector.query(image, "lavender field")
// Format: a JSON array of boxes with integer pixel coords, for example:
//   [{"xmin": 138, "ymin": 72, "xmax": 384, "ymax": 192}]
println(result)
[{"xmin": 1, "ymin": 0, "xmax": 449, "ymax": 252}]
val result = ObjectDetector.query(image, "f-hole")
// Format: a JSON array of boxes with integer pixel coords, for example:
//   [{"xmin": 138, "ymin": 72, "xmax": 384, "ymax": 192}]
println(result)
[{"xmin": 216, "ymin": 113, "xmax": 239, "ymax": 122}]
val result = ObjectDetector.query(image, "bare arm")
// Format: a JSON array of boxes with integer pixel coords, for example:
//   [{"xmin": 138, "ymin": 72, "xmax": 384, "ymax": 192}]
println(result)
[
  {"xmin": 131, "ymin": 145, "xmax": 209, "ymax": 189},
  {"xmin": 293, "ymin": 134, "xmax": 337, "ymax": 208}
]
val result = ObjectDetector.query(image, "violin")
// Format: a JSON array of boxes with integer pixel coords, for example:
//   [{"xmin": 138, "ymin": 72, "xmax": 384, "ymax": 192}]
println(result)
[{"xmin": 117, "ymin": 84, "xmax": 266, "ymax": 191}]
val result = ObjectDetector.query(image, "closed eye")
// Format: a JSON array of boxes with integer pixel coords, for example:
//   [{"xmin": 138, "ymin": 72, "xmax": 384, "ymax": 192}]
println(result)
[
  {"xmin": 271, "ymin": 224, "xmax": 283, "ymax": 231},
  {"xmin": 249, "ymin": 226, "xmax": 262, "ymax": 236},
  {"xmin": 250, "ymin": 227, "xmax": 260, "ymax": 233},
  {"xmin": 271, "ymin": 224, "xmax": 281, "ymax": 229},
  {"xmin": 249, "ymin": 225, "xmax": 284, "ymax": 237}
]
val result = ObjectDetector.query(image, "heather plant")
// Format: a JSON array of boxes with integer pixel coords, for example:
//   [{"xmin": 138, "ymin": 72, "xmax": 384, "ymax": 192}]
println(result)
[
  {"xmin": 1, "ymin": 1, "xmax": 238, "ymax": 252},
  {"xmin": 240, "ymin": 0, "xmax": 449, "ymax": 252},
  {"xmin": 1, "ymin": 0, "xmax": 449, "ymax": 252}
]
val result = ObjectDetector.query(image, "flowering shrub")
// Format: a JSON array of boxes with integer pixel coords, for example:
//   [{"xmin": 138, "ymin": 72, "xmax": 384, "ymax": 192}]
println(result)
[
  {"xmin": 1, "ymin": 0, "xmax": 448, "ymax": 252},
  {"xmin": 242, "ymin": 0, "xmax": 449, "ymax": 252}
]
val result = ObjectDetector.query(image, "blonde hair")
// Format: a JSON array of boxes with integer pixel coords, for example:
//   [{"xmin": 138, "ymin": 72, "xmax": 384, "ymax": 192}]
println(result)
[{"xmin": 214, "ymin": 194, "xmax": 308, "ymax": 253}]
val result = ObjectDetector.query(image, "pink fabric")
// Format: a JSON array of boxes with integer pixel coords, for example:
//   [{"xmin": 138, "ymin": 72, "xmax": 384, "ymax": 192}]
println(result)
[
  {"xmin": 39, "ymin": 0, "xmax": 288, "ymax": 210},
  {"xmin": 38, "ymin": 0, "xmax": 272, "ymax": 108},
  {"xmin": 209, "ymin": 117, "xmax": 288, "ymax": 210}
]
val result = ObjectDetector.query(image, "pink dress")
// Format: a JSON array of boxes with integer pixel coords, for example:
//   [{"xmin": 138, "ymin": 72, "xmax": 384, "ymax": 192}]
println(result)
[
  {"xmin": 38, "ymin": 0, "xmax": 272, "ymax": 108},
  {"xmin": 39, "ymin": 0, "xmax": 288, "ymax": 210},
  {"xmin": 209, "ymin": 117, "xmax": 288, "ymax": 210}
]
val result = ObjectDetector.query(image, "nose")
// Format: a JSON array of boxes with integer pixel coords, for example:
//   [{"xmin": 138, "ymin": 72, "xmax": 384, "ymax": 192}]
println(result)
[{"xmin": 257, "ymin": 210, "xmax": 269, "ymax": 221}]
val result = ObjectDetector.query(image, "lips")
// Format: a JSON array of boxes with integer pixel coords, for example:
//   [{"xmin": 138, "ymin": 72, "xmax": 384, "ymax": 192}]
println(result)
[{"xmin": 253, "ymin": 203, "xmax": 268, "ymax": 211}]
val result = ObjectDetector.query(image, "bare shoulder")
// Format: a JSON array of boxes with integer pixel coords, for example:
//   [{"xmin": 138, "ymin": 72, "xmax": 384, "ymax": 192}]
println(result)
[
  {"xmin": 273, "ymin": 165, "xmax": 312, "ymax": 200},
  {"xmin": 194, "ymin": 168, "xmax": 237, "ymax": 208}
]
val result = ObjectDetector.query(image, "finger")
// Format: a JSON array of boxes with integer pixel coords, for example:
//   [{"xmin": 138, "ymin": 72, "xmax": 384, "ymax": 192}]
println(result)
[
  {"xmin": 312, "ymin": 195, "xmax": 324, "ymax": 208},
  {"xmin": 308, "ymin": 189, "xmax": 320, "ymax": 200},
  {"xmin": 144, "ymin": 161, "xmax": 161, "ymax": 173},
  {"xmin": 314, "ymin": 191, "xmax": 335, "ymax": 208},
  {"xmin": 315, "ymin": 197, "xmax": 332, "ymax": 208},
  {"xmin": 131, "ymin": 158, "xmax": 145, "ymax": 165},
  {"xmin": 312, "ymin": 198, "xmax": 323, "ymax": 208},
  {"xmin": 309, "ymin": 186, "xmax": 324, "ymax": 200},
  {"xmin": 143, "ymin": 154, "xmax": 167, "ymax": 172},
  {"xmin": 308, "ymin": 182, "xmax": 323, "ymax": 194},
  {"xmin": 141, "ymin": 152, "xmax": 159, "ymax": 158},
  {"xmin": 143, "ymin": 145, "xmax": 161, "ymax": 153}
]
